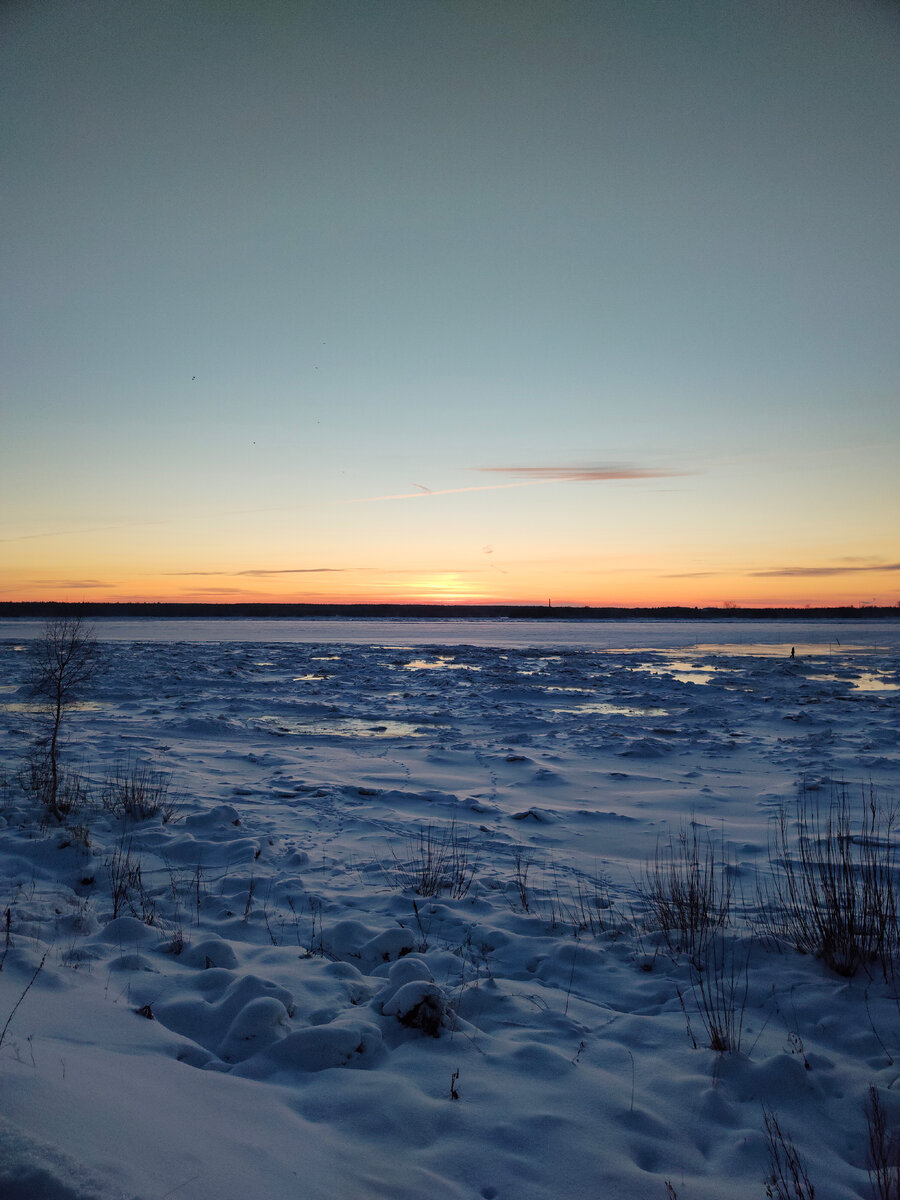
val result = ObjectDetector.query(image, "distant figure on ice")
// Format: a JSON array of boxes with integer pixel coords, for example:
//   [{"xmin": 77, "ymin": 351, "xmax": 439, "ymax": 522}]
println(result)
[{"xmin": 790, "ymin": 646, "xmax": 795, "ymax": 659}]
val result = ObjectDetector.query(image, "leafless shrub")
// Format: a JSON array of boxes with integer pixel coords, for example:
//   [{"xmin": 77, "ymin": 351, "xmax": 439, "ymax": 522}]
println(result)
[
  {"xmin": 287, "ymin": 894, "xmax": 325, "ymax": 956},
  {"xmin": 105, "ymin": 840, "xmax": 153, "ymax": 921},
  {"xmin": 542, "ymin": 870, "xmax": 620, "ymax": 938},
  {"xmin": 307, "ymin": 896, "xmax": 324, "ymax": 956},
  {"xmin": 757, "ymin": 784, "xmax": 899, "ymax": 979},
  {"xmin": 102, "ymin": 758, "xmax": 178, "ymax": 823},
  {"xmin": 387, "ymin": 821, "xmax": 478, "ymax": 899},
  {"xmin": 866, "ymin": 1085, "xmax": 900, "ymax": 1200},
  {"xmin": 685, "ymin": 932, "xmax": 752, "ymax": 1053},
  {"xmin": 166, "ymin": 927, "xmax": 186, "ymax": 956},
  {"xmin": 60, "ymin": 821, "xmax": 92, "ymax": 851},
  {"xmin": 763, "ymin": 1108, "xmax": 815, "ymax": 1199},
  {"xmin": 19, "ymin": 748, "xmax": 89, "ymax": 822},
  {"xmin": 512, "ymin": 845, "xmax": 535, "ymax": 912},
  {"xmin": 640, "ymin": 822, "xmax": 733, "ymax": 959},
  {"xmin": 18, "ymin": 747, "xmax": 54, "ymax": 811}
]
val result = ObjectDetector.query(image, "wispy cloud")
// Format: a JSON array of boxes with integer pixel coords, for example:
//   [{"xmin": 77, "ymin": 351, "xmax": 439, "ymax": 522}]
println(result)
[
  {"xmin": 352, "ymin": 462, "xmax": 686, "ymax": 504},
  {"xmin": 165, "ymin": 568, "xmax": 351, "ymax": 578},
  {"xmin": 476, "ymin": 464, "xmax": 686, "ymax": 482},
  {"xmin": 178, "ymin": 586, "xmax": 273, "ymax": 597},
  {"xmin": 30, "ymin": 579, "xmax": 114, "ymax": 589},
  {"xmin": 664, "ymin": 561, "xmax": 900, "ymax": 580},
  {"xmin": 661, "ymin": 570, "xmax": 727, "ymax": 579},
  {"xmin": 751, "ymin": 563, "xmax": 900, "ymax": 578},
  {"xmin": 238, "ymin": 568, "xmax": 349, "ymax": 578}
]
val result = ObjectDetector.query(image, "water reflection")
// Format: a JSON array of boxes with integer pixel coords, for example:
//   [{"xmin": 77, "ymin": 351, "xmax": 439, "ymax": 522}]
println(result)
[
  {"xmin": 687, "ymin": 642, "xmax": 868, "ymax": 658},
  {"xmin": 851, "ymin": 673, "xmax": 899, "ymax": 693},
  {"xmin": 253, "ymin": 715, "xmax": 424, "ymax": 738},
  {"xmin": 405, "ymin": 657, "xmax": 481, "ymax": 671},
  {"xmin": 551, "ymin": 701, "xmax": 671, "ymax": 717},
  {"xmin": 633, "ymin": 662, "xmax": 716, "ymax": 686}
]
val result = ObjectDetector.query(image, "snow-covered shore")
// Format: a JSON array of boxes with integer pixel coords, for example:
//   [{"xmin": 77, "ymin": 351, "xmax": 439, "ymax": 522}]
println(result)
[{"xmin": 1, "ymin": 624, "xmax": 898, "ymax": 1199}]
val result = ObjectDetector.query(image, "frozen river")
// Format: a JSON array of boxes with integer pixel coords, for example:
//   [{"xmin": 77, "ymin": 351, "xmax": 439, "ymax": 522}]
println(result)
[{"xmin": 2, "ymin": 615, "xmax": 899, "ymax": 651}]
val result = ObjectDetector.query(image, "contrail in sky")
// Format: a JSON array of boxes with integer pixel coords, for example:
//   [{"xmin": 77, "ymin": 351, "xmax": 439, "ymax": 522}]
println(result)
[{"xmin": 350, "ymin": 479, "xmax": 563, "ymax": 503}]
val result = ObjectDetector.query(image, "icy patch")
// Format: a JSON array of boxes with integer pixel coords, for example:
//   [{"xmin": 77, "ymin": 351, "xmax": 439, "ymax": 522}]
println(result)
[
  {"xmin": 405, "ymin": 657, "xmax": 481, "ymax": 671},
  {"xmin": 253, "ymin": 715, "xmax": 424, "ymax": 738}
]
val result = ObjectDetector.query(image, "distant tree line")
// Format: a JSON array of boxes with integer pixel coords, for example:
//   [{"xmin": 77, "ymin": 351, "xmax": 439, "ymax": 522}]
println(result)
[{"xmin": 1, "ymin": 601, "xmax": 898, "ymax": 621}]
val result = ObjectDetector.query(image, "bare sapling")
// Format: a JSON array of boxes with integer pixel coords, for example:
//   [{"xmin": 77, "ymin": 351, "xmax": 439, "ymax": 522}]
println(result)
[
  {"xmin": 26, "ymin": 616, "xmax": 100, "ymax": 821},
  {"xmin": 0, "ymin": 952, "xmax": 47, "ymax": 1051}
]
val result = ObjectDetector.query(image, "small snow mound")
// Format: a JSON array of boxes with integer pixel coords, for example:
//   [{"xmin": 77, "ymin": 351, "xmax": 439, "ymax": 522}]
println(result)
[
  {"xmin": 183, "ymin": 804, "xmax": 242, "ymax": 830},
  {"xmin": 107, "ymin": 953, "xmax": 157, "ymax": 973},
  {"xmin": 323, "ymin": 959, "xmax": 366, "ymax": 981},
  {"xmin": 325, "ymin": 919, "xmax": 375, "ymax": 960},
  {"xmin": 387, "ymin": 955, "xmax": 433, "ymax": 988},
  {"xmin": 90, "ymin": 916, "xmax": 157, "ymax": 946},
  {"xmin": 382, "ymin": 980, "xmax": 447, "ymax": 1037},
  {"xmin": 463, "ymin": 796, "xmax": 497, "ymax": 814},
  {"xmin": 237, "ymin": 1021, "xmax": 383, "ymax": 1076},
  {"xmin": 218, "ymin": 996, "xmax": 291, "ymax": 1062},
  {"xmin": 420, "ymin": 789, "xmax": 459, "ymax": 805},
  {"xmin": 183, "ymin": 938, "xmax": 239, "ymax": 970},
  {"xmin": 154, "ymin": 974, "xmax": 295, "ymax": 1055},
  {"xmin": 511, "ymin": 807, "xmax": 555, "ymax": 823},
  {"xmin": 359, "ymin": 927, "xmax": 416, "ymax": 965},
  {"xmin": 175, "ymin": 1042, "xmax": 218, "ymax": 1068}
]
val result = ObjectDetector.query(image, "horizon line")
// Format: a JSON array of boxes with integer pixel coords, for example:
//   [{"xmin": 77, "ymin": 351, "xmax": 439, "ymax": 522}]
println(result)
[{"xmin": 1, "ymin": 599, "xmax": 898, "ymax": 616}]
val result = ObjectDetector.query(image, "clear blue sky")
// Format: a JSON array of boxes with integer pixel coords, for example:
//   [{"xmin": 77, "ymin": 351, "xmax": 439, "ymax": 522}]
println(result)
[{"xmin": 3, "ymin": 0, "xmax": 899, "ymax": 605}]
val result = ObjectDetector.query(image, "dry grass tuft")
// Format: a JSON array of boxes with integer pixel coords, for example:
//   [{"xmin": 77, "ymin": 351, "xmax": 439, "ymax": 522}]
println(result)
[
  {"xmin": 387, "ymin": 820, "xmax": 478, "ymax": 899},
  {"xmin": 757, "ymin": 784, "xmax": 899, "ymax": 979}
]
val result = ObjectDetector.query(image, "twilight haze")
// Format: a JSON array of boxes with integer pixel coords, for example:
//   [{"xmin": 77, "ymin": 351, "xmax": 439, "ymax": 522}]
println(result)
[{"xmin": 2, "ymin": 1, "xmax": 899, "ymax": 608}]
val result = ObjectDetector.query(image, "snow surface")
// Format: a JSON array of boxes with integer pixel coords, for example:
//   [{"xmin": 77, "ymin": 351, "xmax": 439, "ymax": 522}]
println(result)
[{"xmin": 0, "ymin": 620, "xmax": 898, "ymax": 1199}]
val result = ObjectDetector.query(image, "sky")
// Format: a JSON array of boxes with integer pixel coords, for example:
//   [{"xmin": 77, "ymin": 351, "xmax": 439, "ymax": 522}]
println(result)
[{"xmin": 2, "ymin": 0, "xmax": 899, "ymax": 608}]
